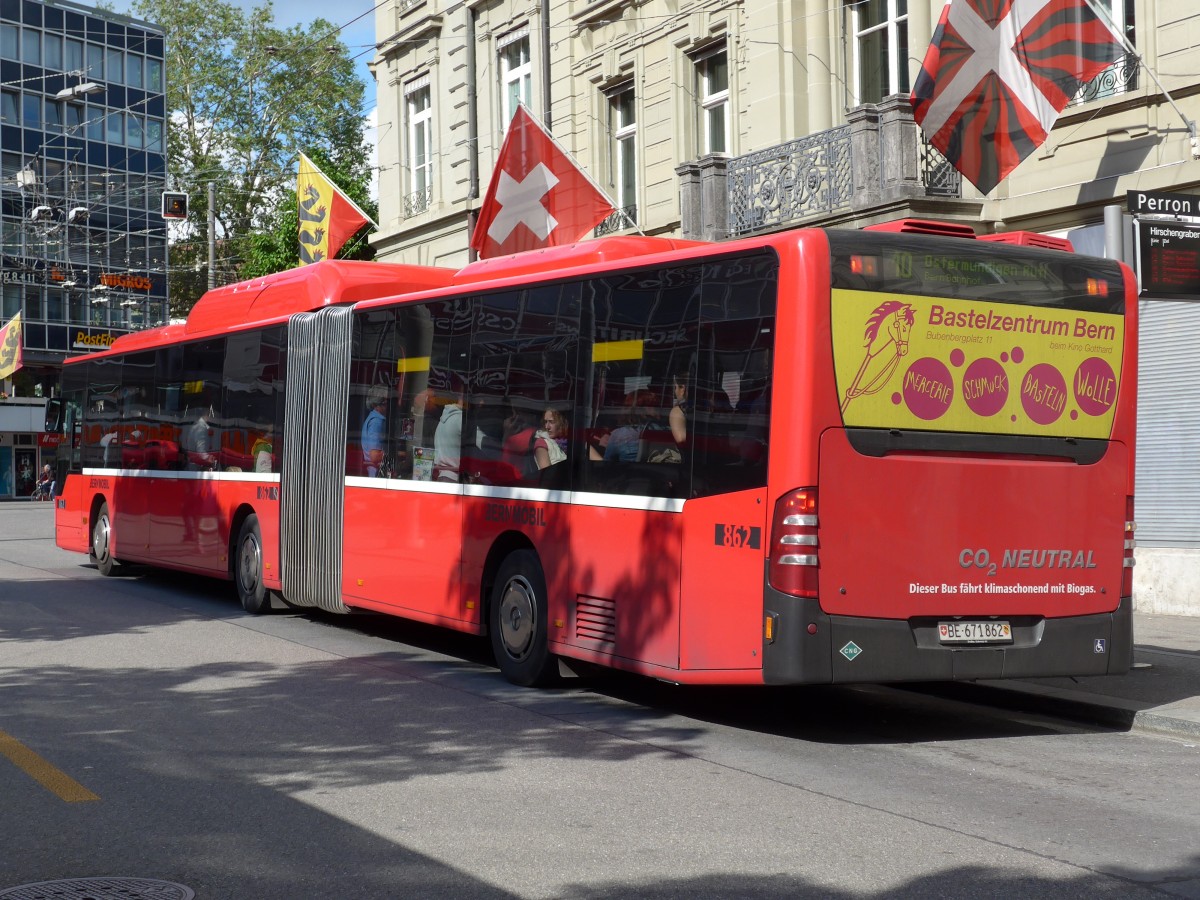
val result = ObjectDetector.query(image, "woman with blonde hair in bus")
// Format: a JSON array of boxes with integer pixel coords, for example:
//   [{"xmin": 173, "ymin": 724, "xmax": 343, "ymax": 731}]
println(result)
[{"xmin": 533, "ymin": 408, "xmax": 568, "ymax": 470}]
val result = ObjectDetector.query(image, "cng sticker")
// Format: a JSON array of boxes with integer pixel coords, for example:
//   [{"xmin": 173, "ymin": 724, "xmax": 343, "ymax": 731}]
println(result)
[{"xmin": 839, "ymin": 641, "xmax": 863, "ymax": 661}]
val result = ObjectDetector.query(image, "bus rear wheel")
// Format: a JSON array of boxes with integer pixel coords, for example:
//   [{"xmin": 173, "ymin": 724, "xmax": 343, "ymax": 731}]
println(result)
[
  {"xmin": 90, "ymin": 501, "xmax": 119, "ymax": 577},
  {"xmin": 235, "ymin": 514, "xmax": 269, "ymax": 614},
  {"xmin": 489, "ymin": 550, "xmax": 557, "ymax": 687}
]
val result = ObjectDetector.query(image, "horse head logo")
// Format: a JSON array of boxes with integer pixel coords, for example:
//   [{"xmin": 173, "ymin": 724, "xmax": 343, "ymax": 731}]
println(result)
[{"xmin": 840, "ymin": 300, "xmax": 916, "ymax": 413}]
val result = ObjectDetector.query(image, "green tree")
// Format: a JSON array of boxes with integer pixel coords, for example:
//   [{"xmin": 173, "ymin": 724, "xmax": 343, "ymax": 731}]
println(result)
[
  {"xmin": 131, "ymin": 0, "xmax": 371, "ymax": 313},
  {"xmin": 241, "ymin": 148, "xmax": 376, "ymax": 279}
]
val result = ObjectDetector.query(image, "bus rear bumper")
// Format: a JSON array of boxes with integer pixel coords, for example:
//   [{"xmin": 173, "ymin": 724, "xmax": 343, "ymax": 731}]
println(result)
[{"xmin": 763, "ymin": 590, "xmax": 1133, "ymax": 685}]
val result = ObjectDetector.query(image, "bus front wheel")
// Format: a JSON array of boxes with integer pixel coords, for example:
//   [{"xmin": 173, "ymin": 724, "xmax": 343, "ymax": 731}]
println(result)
[
  {"xmin": 235, "ymin": 514, "xmax": 269, "ymax": 614},
  {"xmin": 489, "ymin": 550, "xmax": 557, "ymax": 687},
  {"xmin": 90, "ymin": 501, "xmax": 119, "ymax": 577}
]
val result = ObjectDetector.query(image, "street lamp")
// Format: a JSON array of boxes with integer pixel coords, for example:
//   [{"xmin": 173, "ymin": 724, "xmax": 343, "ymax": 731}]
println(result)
[{"xmin": 55, "ymin": 82, "xmax": 102, "ymax": 101}]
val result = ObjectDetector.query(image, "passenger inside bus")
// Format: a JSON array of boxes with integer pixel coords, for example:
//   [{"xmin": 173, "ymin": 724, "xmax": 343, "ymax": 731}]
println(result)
[
  {"xmin": 251, "ymin": 427, "xmax": 274, "ymax": 474},
  {"xmin": 604, "ymin": 390, "xmax": 659, "ymax": 463},
  {"xmin": 433, "ymin": 376, "xmax": 465, "ymax": 482},
  {"xmin": 533, "ymin": 408, "xmax": 568, "ymax": 470},
  {"xmin": 501, "ymin": 403, "xmax": 538, "ymax": 476},
  {"xmin": 669, "ymin": 373, "xmax": 689, "ymax": 446},
  {"xmin": 361, "ymin": 385, "xmax": 388, "ymax": 477}
]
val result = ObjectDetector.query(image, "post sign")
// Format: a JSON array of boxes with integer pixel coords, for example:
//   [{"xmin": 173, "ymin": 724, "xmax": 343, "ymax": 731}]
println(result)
[{"xmin": 1137, "ymin": 220, "xmax": 1200, "ymax": 298}]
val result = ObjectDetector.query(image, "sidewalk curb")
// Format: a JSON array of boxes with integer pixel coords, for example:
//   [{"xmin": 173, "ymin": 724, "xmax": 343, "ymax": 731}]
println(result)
[{"xmin": 956, "ymin": 680, "xmax": 1200, "ymax": 741}]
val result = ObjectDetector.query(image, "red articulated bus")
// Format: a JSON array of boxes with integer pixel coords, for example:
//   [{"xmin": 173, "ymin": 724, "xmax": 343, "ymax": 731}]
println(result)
[{"xmin": 47, "ymin": 224, "xmax": 1137, "ymax": 686}]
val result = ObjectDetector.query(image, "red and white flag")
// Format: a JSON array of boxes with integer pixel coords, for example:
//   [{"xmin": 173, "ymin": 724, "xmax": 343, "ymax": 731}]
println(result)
[
  {"xmin": 910, "ymin": 0, "xmax": 1124, "ymax": 194},
  {"xmin": 471, "ymin": 105, "xmax": 615, "ymax": 259}
]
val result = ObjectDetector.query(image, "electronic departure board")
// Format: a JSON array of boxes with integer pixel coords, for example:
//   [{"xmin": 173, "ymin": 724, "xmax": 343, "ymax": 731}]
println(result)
[{"xmin": 1137, "ymin": 220, "xmax": 1200, "ymax": 298}]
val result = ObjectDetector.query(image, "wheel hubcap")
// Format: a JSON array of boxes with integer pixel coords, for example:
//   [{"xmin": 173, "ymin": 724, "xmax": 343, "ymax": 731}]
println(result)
[
  {"xmin": 498, "ymin": 575, "xmax": 536, "ymax": 660},
  {"xmin": 238, "ymin": 534, "xmax": 261, "ymax": 594},
  {"xmin": 92, "ymin": 514, "xmax": 110, "ymax": 561}
]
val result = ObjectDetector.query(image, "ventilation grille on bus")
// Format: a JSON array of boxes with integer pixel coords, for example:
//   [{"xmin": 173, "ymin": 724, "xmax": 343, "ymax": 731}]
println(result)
[
  {"xmin": 862, "ymin": 218, "xmax": 978, "ymax": 238},
  {"xmin": 978, "ymin": 231, "xmax": 1075, "ymax": 251},
  {"xmin": 576, "ymin": 596, "xmax": 617, "ymax": 645}
]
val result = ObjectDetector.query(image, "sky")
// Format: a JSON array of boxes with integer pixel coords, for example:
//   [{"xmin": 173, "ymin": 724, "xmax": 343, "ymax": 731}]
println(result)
[
  {"xmin": 94, "ymin": 0, "xmax": 381, "ymax": 195},
  {"xmin": 99, "ymin": 0, "xmax": 380, "ymax": 108}
]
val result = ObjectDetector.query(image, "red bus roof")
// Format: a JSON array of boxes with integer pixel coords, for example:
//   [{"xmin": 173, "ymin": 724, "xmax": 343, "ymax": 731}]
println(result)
[
  {"xmin": 100, "ymin": 259, "xmax": 457, "ymax": 356},
  {"xmin": 454, "ymin": 236, "xmax": 707, "ymax": 284}
]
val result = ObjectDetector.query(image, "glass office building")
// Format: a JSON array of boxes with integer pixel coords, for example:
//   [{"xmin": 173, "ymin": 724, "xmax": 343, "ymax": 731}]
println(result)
[
  {"xmin": 1, "ymin": 0, "xmax": 167, "ymax": 358},
  {"xmin": 1, "ymin": 0, "xmax": 167, "ymax": 496}
]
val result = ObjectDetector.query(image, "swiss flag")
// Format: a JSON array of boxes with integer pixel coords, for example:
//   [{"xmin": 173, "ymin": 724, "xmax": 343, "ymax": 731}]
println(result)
[
  {"xmin": 471, "ymin": 106, "xmax": 615, "ymax": 259},
  {"xmin": 911, "ymin": 0, "xmax": 1123, "ymax": 194}
]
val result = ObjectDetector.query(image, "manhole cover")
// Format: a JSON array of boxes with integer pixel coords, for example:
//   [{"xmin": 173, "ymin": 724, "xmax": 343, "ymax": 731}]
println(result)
[{"xmin": 0, "ymin": 878, "xmax": 194, "ymax": 900}]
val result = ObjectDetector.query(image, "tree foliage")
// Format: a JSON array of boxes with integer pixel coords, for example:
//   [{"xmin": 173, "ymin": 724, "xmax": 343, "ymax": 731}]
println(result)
[{"xmin": 130, "ymin": 0, "xmax": 371, "ymax": 312}]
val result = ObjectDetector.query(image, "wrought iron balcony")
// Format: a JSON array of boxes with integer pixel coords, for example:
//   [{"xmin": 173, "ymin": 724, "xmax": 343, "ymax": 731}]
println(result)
[
  {"xmin": 920, "ymin": 135, "xmax": 961, "ymax": 198},
  {"xmin": 594, "ymin": 205, "xmax": 637, "ymax": 236},
  {"xmin": 727, "ymin": 127, "xmax": 854, "ymax": 237},
  {"xmin": 1068, "ymin": 53, "xmax": 1140, "ymax": 107},
  {"xmin": 403, "ymin": 185, "xmax": 433, "ymax": 218}
]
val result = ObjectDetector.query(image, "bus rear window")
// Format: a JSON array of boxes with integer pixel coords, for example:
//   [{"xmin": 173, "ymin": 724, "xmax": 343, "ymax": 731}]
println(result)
[
  {"xmin": 828, "ymin": 230, "xmax": 1125, "ymax": 312},
  {"xmin": 826, "ymin": 230, "xmax": 1128, "ymax": 446}
]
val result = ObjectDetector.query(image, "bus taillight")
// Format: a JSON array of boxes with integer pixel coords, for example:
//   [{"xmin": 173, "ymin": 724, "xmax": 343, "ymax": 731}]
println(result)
[
  {"xmin": 1123, "ymin": 496, "xmax": 1136, "ymax": 598},
  {"xmin": 769, "ymin": 488, "xmax": 819, "ymax": 598}
]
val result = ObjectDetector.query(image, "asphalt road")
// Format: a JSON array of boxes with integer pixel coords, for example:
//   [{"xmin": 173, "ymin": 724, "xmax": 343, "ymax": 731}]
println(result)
[{"xmin": 1, "ymin": 503, "xmax": 1198, "ymax": 899}]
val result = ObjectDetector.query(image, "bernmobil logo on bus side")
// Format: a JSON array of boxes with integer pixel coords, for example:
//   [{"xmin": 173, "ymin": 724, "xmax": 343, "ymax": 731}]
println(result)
[{"xmin": 959, "ymin": 547, "xmax": 1097, "ymax": 577}]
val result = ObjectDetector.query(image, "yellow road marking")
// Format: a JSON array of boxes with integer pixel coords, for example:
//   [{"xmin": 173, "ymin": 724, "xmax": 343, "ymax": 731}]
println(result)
[{"xmin": 0, "ymin": 729, "xmax": 100, "ymax": 802}]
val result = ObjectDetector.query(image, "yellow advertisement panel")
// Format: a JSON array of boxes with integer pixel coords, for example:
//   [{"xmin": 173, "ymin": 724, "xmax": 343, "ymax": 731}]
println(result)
[{"xmin": 832, "ymin": 289, "xmax": 1124, "ymax": 439}]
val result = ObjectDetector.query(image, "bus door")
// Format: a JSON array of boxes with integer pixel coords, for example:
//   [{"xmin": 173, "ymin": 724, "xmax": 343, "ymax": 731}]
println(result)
[
  {"xmin": 677, "ymin": 340, "xmax": 774, "ymax": 673},
  {"xmin": 342, "ymin": 301, "xmax": 473, "ymax": 625}
]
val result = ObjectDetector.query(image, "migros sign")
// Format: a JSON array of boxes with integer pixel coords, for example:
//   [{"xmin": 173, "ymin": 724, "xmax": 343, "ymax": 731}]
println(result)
[{"xmin": 99, "ymin": 273, "xmax": 152, "ymax": 291}]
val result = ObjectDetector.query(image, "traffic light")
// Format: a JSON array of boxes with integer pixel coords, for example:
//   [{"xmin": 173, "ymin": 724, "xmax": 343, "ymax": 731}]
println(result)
[{"xmin": 161, "ymin": 191, "xmax": 189, "ymax": 220}]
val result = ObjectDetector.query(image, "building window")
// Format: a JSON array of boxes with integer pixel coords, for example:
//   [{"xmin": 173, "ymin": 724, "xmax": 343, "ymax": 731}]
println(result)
[
  {"xmin": 1, "ymin": 91, "xmax": 17, "ymax": 125},
  {"xmin": 45, "ymin": 99, "xmax": 62, "ymax": 132},
  {"xmin": 86, "ymin": 105, "xmax": 103, "ymax": 140},
  {"xmin": 405, "ymin": 79, "xmax": 432, "ymax": 215},
  {"xmin": 106, "ymin": 49, "xmax": 123, "ymax": 85},
  {"xmin": 23, "ymin": 94, "xmax": 41, "ymax": 128},
  {"xmin": 128, "ymin": 54, "xmax": 143, "ymax": 89},
  {"xmin": 1, "ymin": 24, "xmax": 17, "ymax": 61},
  {"xmin": 66, "ymin": 39, "xmax": 83, "ymax": 74},
  {"xmin": 147, "ymin": 58, "xmax": 163, "ymax": 92},
  {"xmin": 1070, "ymin": 0, "xmax": 1137, "ymax": 105},
  {"xmin": 87, "ymin": 44, "xmax": 103, "ymax": 80},
  {"xmin": 145, "ymin": 119, "xmax": 163, "ymax": 152},
  {"xmin": 127, "ymin": 114, "xmax": 144, "ymax": 149},
  {"xmin": 45, "ymin": 34, "xmax": 63, "ymax": 71},
  {"xmin": 696, "ymin": 45, "xmax": 728, "ymax": 155},
  {"xmin": 499, "ymin": 30, "xmax": 531, "ymax": 125},
  {"xmin": 610, "ymin": 85, "xmax": 636, "ymax": 215},
  {"xmin": 106, "ymin": 110, "xmax": 124, "ymax": 144},
  {"xmin": 850, "ymin": 0, "xmax": 909, "ymax": 105},
  {"xmin": 22, "ymin": 28, "xmax": 40, "ymax": 65}
]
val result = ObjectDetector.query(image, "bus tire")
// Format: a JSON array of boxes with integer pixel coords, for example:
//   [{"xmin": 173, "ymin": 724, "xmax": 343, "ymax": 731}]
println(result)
[
  {"xmin": 489, "ymin": 550, "xmax": 558, "ymax": 687},
  {"xmin": 235, "ymin": 514, "xmax": 269, "ymax": 614},
  {"xmin": 90, "ymin": 501, "xmax": 119, "ymax": 577}
]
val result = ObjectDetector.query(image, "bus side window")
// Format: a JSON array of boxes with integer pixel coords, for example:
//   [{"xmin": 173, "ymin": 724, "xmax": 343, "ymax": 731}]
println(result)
[{"xmin": 692, "ymin": 255, "xmax": 777, "ymax": 498}]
